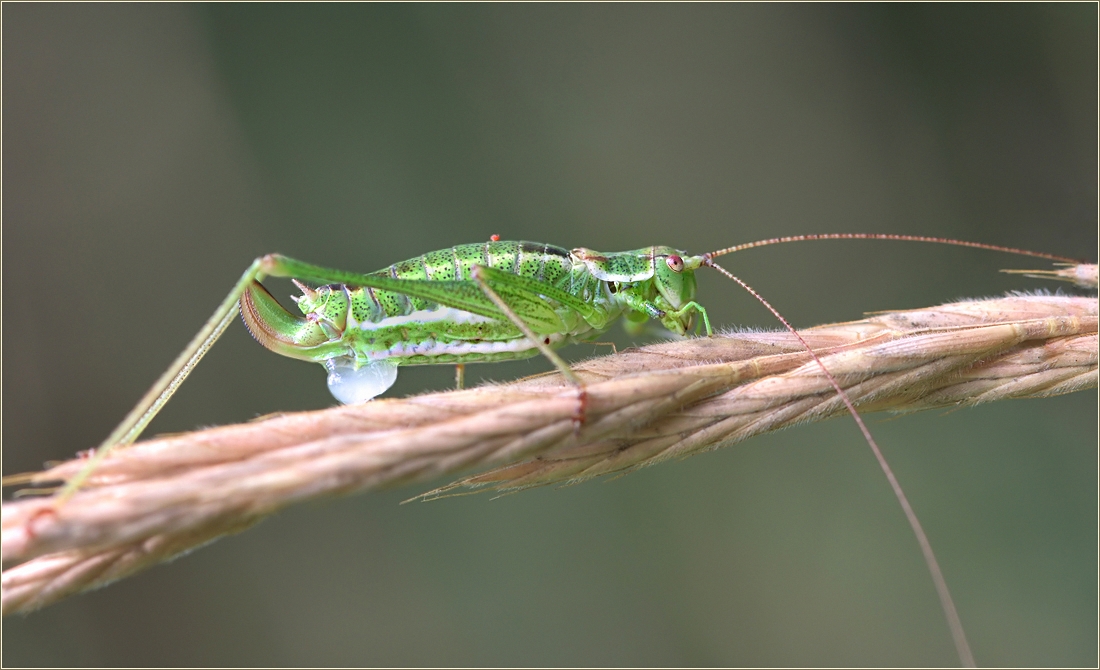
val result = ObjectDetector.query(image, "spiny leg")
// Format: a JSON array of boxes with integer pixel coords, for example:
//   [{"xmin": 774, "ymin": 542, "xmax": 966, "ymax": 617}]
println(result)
[
  {"xmin": 469, "ymin": 265, "xmax": 587, "ymax": 426},
  {"xmin": 40, "ymin": 257, "xmax": 273, "ymax": 501},
  {"xmin": 455, "ymin": 363, "xmax": 466, "ymax": 390},
  {"xmin": 28, "ymin": 253, "xmax": 366, "ymax": 501}
]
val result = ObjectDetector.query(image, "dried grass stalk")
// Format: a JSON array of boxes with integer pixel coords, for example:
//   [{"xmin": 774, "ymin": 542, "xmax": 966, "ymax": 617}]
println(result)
[{"xmin": 3, "ymin": 291, "xmax": 1096, "ymax": 615}]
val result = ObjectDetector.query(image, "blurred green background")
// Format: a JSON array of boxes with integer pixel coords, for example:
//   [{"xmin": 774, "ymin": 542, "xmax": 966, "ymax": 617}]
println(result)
[{"xmin": 3, "ymin": 4, "xmax": 1096, "ymax": 666}]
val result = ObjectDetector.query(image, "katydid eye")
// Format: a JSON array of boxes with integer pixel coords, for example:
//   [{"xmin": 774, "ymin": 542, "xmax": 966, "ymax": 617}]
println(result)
[{"xmin": 665, "ymin": 255, "xmax": 684, "ymax": 272}]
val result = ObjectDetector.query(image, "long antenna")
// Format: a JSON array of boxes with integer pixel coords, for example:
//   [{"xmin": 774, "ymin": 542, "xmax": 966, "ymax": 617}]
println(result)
[
  {"xmin": 702, "ymin": 256, "xmax": 977, "ymax": 668},
  {"xmin": 706, "ymin": 233, "xmax": 1082, "ymax": 263}
]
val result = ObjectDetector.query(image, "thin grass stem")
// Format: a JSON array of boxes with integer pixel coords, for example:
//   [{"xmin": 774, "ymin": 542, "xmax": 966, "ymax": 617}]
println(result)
[{"xmin": 2, "ymin": 290, "xmax": 1096, "ymax": 619}]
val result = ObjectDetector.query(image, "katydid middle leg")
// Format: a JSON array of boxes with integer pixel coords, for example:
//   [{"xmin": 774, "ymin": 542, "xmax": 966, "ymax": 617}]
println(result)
[{"xmin": 469, "ymin": 265, "xmax": 589, "ymax": 426}]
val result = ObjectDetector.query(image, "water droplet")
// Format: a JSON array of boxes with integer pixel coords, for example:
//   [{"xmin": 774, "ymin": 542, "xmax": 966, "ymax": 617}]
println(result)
[{"xmin": 324, "ymin": 358, "xmax": 399, "ymax": 404}]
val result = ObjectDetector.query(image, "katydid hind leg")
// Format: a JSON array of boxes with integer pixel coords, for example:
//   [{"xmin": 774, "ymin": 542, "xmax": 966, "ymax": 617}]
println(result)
[
  {"xmin": 51, "ymin": 252, "xmax": 425, "ymax": 500},
  {"xmin": 263, "ymin": 254, "xmax": 568, "ymax": 333},
  {"xmin": 48, "ymin": 257, "xmax": 272, "ymax": 501}
]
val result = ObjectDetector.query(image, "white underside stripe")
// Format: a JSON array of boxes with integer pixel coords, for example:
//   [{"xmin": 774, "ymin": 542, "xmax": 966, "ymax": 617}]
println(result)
[
  {"xmin": 359, "ymin": 307, "xmax": 496, "ymax": 331},
  {"xmin": 373, "ymin": 332, "xmax": 568, "ymax": 359}
]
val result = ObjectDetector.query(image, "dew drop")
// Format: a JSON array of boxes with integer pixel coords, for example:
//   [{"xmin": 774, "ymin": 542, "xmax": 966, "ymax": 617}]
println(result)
[{"xmin": 324, "ymin": 358, "xmax": 399, "ymax": 404}]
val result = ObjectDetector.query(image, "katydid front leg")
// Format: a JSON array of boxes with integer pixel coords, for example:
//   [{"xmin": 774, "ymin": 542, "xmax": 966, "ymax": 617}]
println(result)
[
  {"xmin": 670, "ymin": 301, "xmax": 713, "ymax": 336},
  {"xmin": 614, "ymin": 289, "xmax": 713, "ymax": 337}
]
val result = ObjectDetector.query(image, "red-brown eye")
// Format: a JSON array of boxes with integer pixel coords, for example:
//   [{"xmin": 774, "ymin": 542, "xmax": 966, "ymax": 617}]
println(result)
[{"xmin": 665, "ymin": 254, "xmax": 684, "ymax": 272}]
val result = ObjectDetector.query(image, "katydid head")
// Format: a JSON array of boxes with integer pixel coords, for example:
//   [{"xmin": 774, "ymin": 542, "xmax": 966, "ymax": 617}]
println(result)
[
  {"xmin": 574, "ymin": 246, "xmax": 705, "ymax": 335},
  {"xmin": 652, "ymin": 250, "xmax": 705, "ymax": 335}
]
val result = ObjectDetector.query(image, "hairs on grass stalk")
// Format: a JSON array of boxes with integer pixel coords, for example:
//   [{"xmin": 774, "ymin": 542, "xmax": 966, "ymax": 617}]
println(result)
[{"xmin": 2, "ymin": 287, "xmax": 1096, "ymax": 620}]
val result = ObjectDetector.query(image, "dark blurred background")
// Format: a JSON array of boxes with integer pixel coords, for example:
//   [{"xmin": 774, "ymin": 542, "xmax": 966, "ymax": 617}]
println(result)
[{"xmin": 3, "ymin": 4, "xmax": 1096, "ymax": 666}]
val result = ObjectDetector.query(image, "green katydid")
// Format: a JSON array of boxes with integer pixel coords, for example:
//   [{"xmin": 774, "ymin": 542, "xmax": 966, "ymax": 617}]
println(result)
[
  {"xmin": 52, "ymin": 232, "xmax": 1079, "ymax": 512},
  {"xmin": 12, "ymin": 233, "xmax": 1085, "ymax": 667},
  {"xmin": 83, "ymin": 233, "xmax": 1080, "ymax": 460}
]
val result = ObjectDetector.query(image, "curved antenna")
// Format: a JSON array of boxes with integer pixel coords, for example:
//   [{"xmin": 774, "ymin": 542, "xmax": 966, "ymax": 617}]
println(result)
[
  {"xmin": 703, "ymin": 256, "xmax": 977, "ymax": 668},
  {"xmin": 706, "ymin": 233, "xmax": 1083, "ymax": 263}
]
